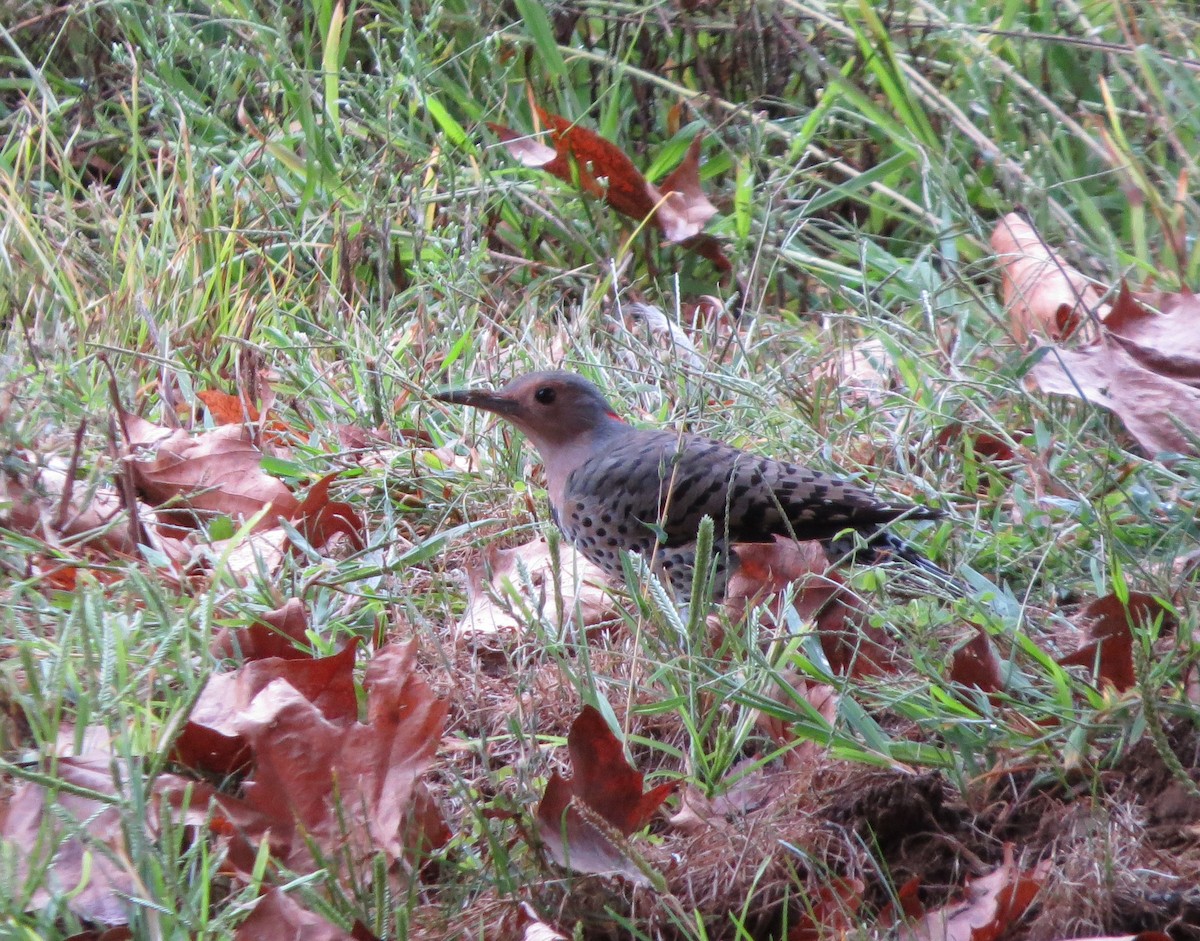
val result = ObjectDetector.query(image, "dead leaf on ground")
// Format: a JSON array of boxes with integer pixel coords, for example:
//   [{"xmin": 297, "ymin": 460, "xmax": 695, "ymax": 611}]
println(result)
[
  {"xmin": 993, "ymin": 217, "xmax": 1200, "ymax": 458},
  {"xmin": 173, "ymin": 642, "xmax": 360, "ymax": 775},
  {"xmin": 2, "ymin": 756, "xmax": 208, "ymax": 927},
  {"xmin": 122, "ymin": 417, "xmax": 299, "ymax": 531},
  {"xmin": 1055, "ymin": 935, "xmax": 1173, "ymax": 941},
  {"xmin": 788, "ymin": 877, "xmax": 865, "ymax": 941},
  {"xmin": 233, "ymin": 888, "xmax": 370, "ymax": 941},
  {"xmin": 1, "ymin": 455, "xmax": 139, "ymax": 556},
  {"xmin": 991, "ymin": 212, "xmax": 1106, "ymax": 341},
  {"xmin": 290, "ymin": 472, "xmax": 366, "ymax": 551},
  {"xmin": 1028, "ymin": 335, "xmax": 1200, "ymax": 457},
  {"xmin": 179, "ymin": 641, "xmax": 449, "ymax": 874},
  {"xmin": 1057, "ymin": 591, "xmax": 1176, "ymax": 692},
  {"xmin": 457, "ymin": 538, "xmax": 617, "ymax": 645},
  {"xmin": 1103, "ymin": 284, "xmax": 1200, "ymax": 387},
  {"xmin": 491, "ymin": 110, "xmax": 729, "ymax": 272},
  {"xmin": 2, "ymin": 758, "xmax": 136, "ymax": 925},
  {"xmin": 669, "ymin": 762, "xmax": 789, "ymax": 833},
  {"xmin": 758, "ymin": 670, "xmax": 840, "ymax": 769},
  {"xmin": 811, "ymin": 337, "xmax": 894, "ymax": 404},
  {"xmin": 901, "ymin": 843, "xmax": 1050, "ymax": 941},
  {"xmin": 725, "ymin": 539, "xmax": 898, "ymax": 677},
  {"xmin": 949, "ymin": 625, "xmax": 1006, "ymax": 695},
  {"xmin": 508, "ymin": 902, "xmax": 570, "ymax": 941},
  {"xmin": 212, "ymin": 598, "xmax": 314, "ymax": 661},
  {"xmin": 535, "ymin": 705, "xmax": 676, "ymax": 883}
]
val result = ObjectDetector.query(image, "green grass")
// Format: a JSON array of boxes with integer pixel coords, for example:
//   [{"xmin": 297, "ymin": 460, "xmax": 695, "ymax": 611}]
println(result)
[{"xmin": 2, "ymin": 0, "xmax": 1200, "ymax": 938}]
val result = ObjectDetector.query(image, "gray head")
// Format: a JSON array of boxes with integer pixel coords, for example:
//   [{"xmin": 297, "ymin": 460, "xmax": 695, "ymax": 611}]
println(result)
[{"xmin": 433, "ymin": 371, "xmax": 624, "ymax": 456}]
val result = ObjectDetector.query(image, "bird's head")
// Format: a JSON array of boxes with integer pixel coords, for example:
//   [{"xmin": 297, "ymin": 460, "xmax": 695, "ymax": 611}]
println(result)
[{"xmin": 434, "ymin": 371, "xmax": 625, "ymax": 457}]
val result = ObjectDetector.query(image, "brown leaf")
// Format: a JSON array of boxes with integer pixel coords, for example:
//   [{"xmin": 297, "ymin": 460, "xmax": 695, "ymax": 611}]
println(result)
[
  {"xmin": 788, "ymin": 877, "xmax": 865, "ymax": 941},
  {"xmin": 491, "ymin": 110, "xmax": 726, "ymax": 262},
  {"xmin": 123, "ymin": 419, "xmax": 299, "ymax": 530},
  {"xmin": 234, "ymin": 888, "xmax": 361, "ymax": 941},
  {"xmin": 197, "ymin": 389, "xmax": 260, "ymax": 425},
  {"xmin": 3, "ymin": 757, "xmax": 208, "ymax": 927},
  {"xmin": 725, "ymin": 539, "xmax": 897, "ymax": 677},
  {"xmin": 173, "ymin": 643, "xmax": 359, "ymax": 775},
  {"xmin": 456, "ymin": 538, "xmax": 617, "ymax": 644},
  {"xmin": 1058, "ymin": 591, "xmax": 1175, "ymax": 692},
  {"xmin": 990, "ymin": 213, "xmax": 1105, "ymax": 341},
  {"xmin": 654, "ymin": 133, "xmax": 718, "ymax": 242},
  {"xmin": 533, "ymin": 108, "xmax": 658, "ymax": 225},
  {"xmin": 189, "ymin": 641, "xmax": 448, "ymax": 873},
  {"xmin": 535, "ymin": 705, "xmax": 675, "ymax": 882},
  {"xmin": 902, "ymin": 844, "xmax": 1049, "ymax": 941},
  {"xmin": 0, "ymin": 459, "xmax": 137, "ymax": 557},
  {"xmin": 757, "ymin": 670, "xmax": 839, "ymax": 769},
  {"xmin": 1029, "ymin": 335, "xmax": 1200, "ymax": 457},
  {"xmin": 290, "ymin": 472, "xmax": 366, "ymax": 551},
  {"xmin": 1102, "ymin": 284, "xmax": 1200, "ymax": 387},
  {"xmin": 510, "ymin": 902, "xmax": 570, "ymax": 941},
  {"xmin": 211, "ymin": 598, "xmax": 314, "ymax": 661},
  {"xmin": 669, "ymin": 762, "xmax": 790, "ymax": 833},
  {"xmin": 1, "ymin": 759, "xmax": 135, "ymax": 925},
  {"xmin": 949, "ymin": 625, "xmax": 1005, "ymax": 694},
  {"xmin": 812, "ymin": 338, "xmax": 894, "ymax": 405}
]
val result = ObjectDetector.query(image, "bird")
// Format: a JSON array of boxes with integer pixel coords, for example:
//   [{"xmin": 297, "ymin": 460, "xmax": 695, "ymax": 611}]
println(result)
[{"xmin": 435, "ymin": 370, "xmax": 955, "ymax": 602}]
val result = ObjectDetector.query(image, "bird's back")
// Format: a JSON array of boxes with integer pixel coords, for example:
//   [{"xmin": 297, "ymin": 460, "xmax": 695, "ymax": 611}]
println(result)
[{"xmin": 558, "ymin": 427, "xmax": 939, "ymax": 573}]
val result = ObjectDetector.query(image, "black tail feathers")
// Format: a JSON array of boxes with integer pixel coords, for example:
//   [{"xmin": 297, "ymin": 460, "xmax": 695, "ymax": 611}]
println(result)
[{"xmin": 820, "ymin": 529, "xmax": 965, "ymax": 596}]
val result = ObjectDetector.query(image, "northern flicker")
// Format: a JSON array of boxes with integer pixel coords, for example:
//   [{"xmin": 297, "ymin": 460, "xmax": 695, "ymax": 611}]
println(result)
[{"xmin": 436, "ymin": 371, "xmax": 954, "ymax": 601}]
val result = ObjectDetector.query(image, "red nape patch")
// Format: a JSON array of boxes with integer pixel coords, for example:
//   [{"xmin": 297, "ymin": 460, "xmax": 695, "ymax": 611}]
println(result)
[{"xmin": 606, "ymin": 411, "xmax": 626, "ymax": 423}]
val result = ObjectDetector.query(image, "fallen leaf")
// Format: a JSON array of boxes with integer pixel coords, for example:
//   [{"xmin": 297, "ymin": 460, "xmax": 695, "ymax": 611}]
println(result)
[
  {"xmin": 811, "ymin": 338, "xmax": 894, "ymax": 404},
  {"xmin": 1054, "ymin": 934, "xmax": 1172, "ymax": 941},
  {"xmin": 212, "ymin": 598, "xmax": 314, "ymax": 661},
  {"xmin": 290, "ymin": 472, "xmax": 365, "ymax": 551},
  {"xmin": 184, "ymin": 641, "xmax": 448, "ymax": 873},
  {"xmin": 788, "ymin": 877, "xmax": 865, "ymax": 941},
  {"xmin": 1102, "ymin": 284, "xmax": 1200, "ymax": 387},
  {"xmin": 949, "ymin": 625, "xmax": 1005, "ymax": 695},
  {"xmin": 669, "ymin": 762, "xmax": 786, "ymax": 833},
  {"xmin": 757, "ymin": 670, "xmax": 840, "ymax": 769},
  {"xmin": 725, "ymin": 539, "xmax": 897, "ymax": 677},
  {"xmin": 510, "ymin": 902, "xmax": 570, "ymax": 941},
  {"xmin": 902, "ymin": 844, "xmax": 1050, "ymax": 941},
  {"xmin": 1, "ymin": 759, "xmax": 135, "ymax": 925},
  {"xmin": 0, "ymin": 456, "xmax": 138, "ymax": 556},
  {"xmin": 234, "ymin": 888, "xmax": 363, "ymax": 941},
  {"xmin": 197, "ymin": 389, "xmax": 261, "ymax": 425},
  {"xmin": 2, "ymin": 756, "xmax": 209, "ymax": 927},
  {"xmin": 491, "ymin": 110, "xmax": 728, "ymax": 270},
  {"xmin": 653, "ymin": 133, "xmax": 719, "ymax": 242},
  {"xmin": 196, "ymin": 389, "xmax": 295, "ymax": 445},
  {"xmin": 456, "ymin": 538, "xmax": 617, "ymax": 644},
  {"xmin": 173, "ymin": 643, "xmax": 360, "ymax": 775},
  {"xmin": 991, "ymin": 213, "xmax": 1105, "ymax": 341},
  {"xmin": 1029, "ymin": 335, "xmax": 1200, "ymax": 457},
  {"xmin": 536, "ymin": 705, "xmax": 675, "ymax": 882},
  {"xmin": 622, "ymin": 301, "xmax": 706, "ymax": 374},
  {"xmin": 122, "ymin": 418, "xmax": 299, "ymax": 530},
  {"xmin": 1058, "ymin": 591, "xmax": 1175, "ymax": 691}
]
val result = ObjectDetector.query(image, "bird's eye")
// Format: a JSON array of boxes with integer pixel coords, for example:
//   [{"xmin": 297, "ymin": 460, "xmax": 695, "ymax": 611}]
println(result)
[{"xmin": 534, "ymin": 386, "xmax": 556, "ymax": 405}]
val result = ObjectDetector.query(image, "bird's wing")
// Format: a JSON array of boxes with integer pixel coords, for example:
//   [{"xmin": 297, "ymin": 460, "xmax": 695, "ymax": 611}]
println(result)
[{"xmin": 564, "ymin": 430, "xmax": 939, "ymax": 548}]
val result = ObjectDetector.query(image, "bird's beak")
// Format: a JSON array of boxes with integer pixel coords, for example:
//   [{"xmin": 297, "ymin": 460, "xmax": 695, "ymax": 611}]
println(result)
[{"xmin": 433, "ymin": 386, "xmax": 518, "ymax": 417}]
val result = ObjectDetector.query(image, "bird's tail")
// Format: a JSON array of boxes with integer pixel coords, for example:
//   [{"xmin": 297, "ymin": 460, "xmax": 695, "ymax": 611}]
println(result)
[{"xmin": 822, "ymin": 530, "xmax": 966, "ymax": 596}]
